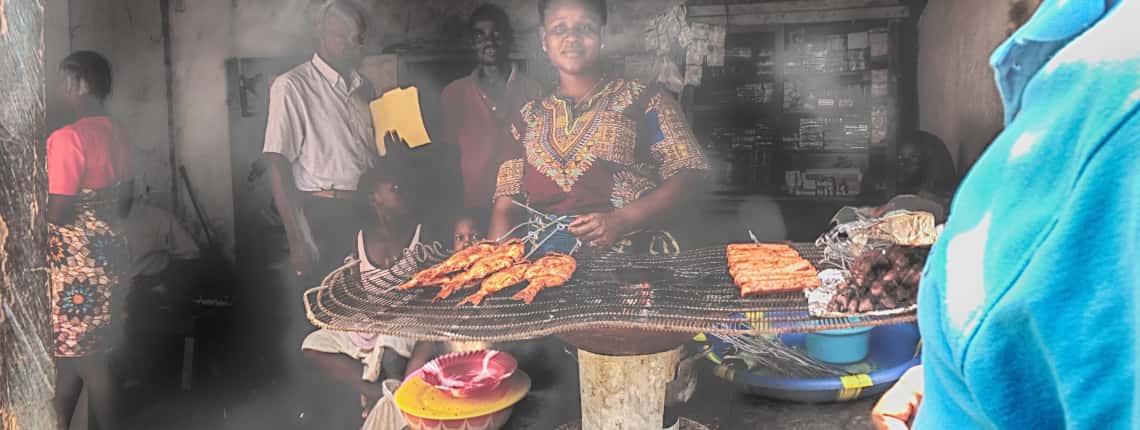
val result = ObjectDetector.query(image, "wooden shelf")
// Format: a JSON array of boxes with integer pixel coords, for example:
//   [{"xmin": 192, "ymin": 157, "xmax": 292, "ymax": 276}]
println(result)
[
  {"xmin": 785, "ymin": 70, "xmax": 870, "ymax": 80},
  {"xmin": 768, "ymin": 146, "xmax": 879, "ymax": 154},
  {"xmin": 774, "ymin": 195, "xmax": 864, "ymax": 203},
  {"xmin": 705, "ymin": 189, "xmax": 871, "ymax": 204},
  {"xmin": 782, "ymin": 108, "xmax": 867, "ymax": 116},
  {"xmin": 692, "ymin": 17, "xmax": 913, "ymax": 199},
  {"xmin": 692, "ymin": 103, "xmax": 780, "ymax": 112}
]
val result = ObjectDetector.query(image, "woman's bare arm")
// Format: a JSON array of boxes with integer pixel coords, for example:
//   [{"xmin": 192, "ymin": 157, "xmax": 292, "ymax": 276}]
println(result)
[{"xmin": 488, "ymin": 196, "xmax": 521, "ymax": 241}]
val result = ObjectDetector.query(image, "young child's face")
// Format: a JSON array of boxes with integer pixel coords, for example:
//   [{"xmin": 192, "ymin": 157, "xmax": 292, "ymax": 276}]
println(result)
[
  {"xmin": 369, "ymin": 181, "xmax": 409, "ymax": 219},
  {"xmin": 453, "ymin": 218, "xmax": 483, "ymax": 251}
]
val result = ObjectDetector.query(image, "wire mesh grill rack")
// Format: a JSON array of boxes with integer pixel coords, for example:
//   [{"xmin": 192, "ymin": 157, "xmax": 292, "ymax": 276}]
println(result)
[{"xmin": 304, "ymin": 243, "xmax": 916, "ymax": 342}]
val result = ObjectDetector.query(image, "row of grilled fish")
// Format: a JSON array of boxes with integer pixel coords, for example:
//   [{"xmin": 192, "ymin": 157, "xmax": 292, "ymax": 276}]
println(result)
[{"xmin": 397, "ymin": 239, "xmax": 577, "ymax": 306}]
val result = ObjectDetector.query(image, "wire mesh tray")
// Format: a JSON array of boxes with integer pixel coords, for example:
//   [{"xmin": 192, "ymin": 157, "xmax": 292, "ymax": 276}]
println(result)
[{"xmin": 304, "ymin": 243, "xmax": 916, "ymax": 342}]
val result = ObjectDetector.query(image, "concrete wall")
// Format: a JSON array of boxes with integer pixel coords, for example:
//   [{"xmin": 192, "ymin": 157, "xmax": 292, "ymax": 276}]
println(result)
[
  {"xmin": 171, "ymin": 0, "xmax": 235, "ymax": 255},
  {"xmin": 66, "ymin": 0, "xmax": 174, "ymax": 208},
  {"xmin": 916, "ymin": 0, "xmax": 1020, "ymax": 174},
  {"xmin": 110, "ymin": 0, "xmax": 174, "ymax": 205},
  {"xmin": 232, "ymin": 0, "xmax": 675, "ymax": 75},
  {"xmin": 45, "ymin": 0, "xmax": 70, "ymax": 131}
]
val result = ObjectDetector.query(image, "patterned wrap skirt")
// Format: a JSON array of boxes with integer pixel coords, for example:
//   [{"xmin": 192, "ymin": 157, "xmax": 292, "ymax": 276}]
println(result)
[{"xmin": 47, "ymin": 186, "xmax": 128, "ymax": 358}]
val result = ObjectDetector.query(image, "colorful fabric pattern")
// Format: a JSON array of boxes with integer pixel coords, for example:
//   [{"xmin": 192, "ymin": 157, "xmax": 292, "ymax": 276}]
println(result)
[
  {"xmin": 48, "ymin": 186, "xmax": 127, "ymax": 357},
  {"xmin": 494, "ymin": 78, "xmax": 708, "ymax": 216},
  {"xmin": 494, "ymin": 159, "xmax": 524, "ymax": 201}
]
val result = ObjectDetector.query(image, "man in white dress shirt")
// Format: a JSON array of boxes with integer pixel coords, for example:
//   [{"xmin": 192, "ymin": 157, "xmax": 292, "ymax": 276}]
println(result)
[
  {"xmin": 263, "ymin": 0, "xmax": 376, "ymax": 283},
  {"xmin": 262, "ymin": 2, "xmax": 381, "ymax": 425}
]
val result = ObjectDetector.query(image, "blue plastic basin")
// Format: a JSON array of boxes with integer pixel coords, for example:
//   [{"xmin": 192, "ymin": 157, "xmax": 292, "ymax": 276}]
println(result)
[
  {"xmin": 697, "ymin": 323, "xmax": 921, "ymax": 403},
  {"xmin": 805, "ymin": 326, "xmax": 874, "ymax": 364}
]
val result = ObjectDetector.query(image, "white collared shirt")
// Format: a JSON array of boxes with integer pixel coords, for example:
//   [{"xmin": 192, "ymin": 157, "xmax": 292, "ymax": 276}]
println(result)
[{"xmin": 263, "ymin": 54, "xmax": 375, "ymax": 191}]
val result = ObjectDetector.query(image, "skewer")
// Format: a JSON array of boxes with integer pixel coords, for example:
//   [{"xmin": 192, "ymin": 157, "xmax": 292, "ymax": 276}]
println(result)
[
  {"xmin": 510, "ymin": 199, "xmax": 545, "ymax": 216},
  {"xmin": 524, "ymin": 215, "xmax": 576, "ymax": 260},
  {"xmin": 715, "ymin": 333, "xmax": 848, "ymax": 377},
  {"xmin": 496, "ymin": 219, "xmax": 539, "ymax": 243},
  {"xmin": 506, "ymin": 199, "xmax": 582, "ymax": 258}
]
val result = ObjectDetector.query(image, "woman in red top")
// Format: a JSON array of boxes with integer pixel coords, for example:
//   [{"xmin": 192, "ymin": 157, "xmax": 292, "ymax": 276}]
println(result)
[{"xmin": 46, "ymin": 51, "xmax": 131, "ymax": 430}]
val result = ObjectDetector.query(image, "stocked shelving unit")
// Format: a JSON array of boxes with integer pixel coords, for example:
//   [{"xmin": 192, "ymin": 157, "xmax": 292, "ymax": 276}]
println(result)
[{"xmin": 687, "ymin": 0, "xmax": 918, "ymax": 204}]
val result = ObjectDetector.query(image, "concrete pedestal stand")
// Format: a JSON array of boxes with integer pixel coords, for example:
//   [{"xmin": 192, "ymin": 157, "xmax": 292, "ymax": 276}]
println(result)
[
  {"xmin": 556, "ymin": 329, "xmax": 703, "ymax": 430},
  {"xmin": 577, "ymin": 347, "xmax": 681, "ymax": 429}
]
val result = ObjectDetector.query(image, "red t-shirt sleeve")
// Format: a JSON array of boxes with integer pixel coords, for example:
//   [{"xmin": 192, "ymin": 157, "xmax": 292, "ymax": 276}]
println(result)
[{"xmin": 47, "ymin": 128, "xmax": 84, "ymax": 196}]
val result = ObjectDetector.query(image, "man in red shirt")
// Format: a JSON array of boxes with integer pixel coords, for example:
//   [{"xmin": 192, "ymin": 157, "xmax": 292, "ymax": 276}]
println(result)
[{"xmin": 440, "ymin": 4, "xmax": 542, "ymax": 226}]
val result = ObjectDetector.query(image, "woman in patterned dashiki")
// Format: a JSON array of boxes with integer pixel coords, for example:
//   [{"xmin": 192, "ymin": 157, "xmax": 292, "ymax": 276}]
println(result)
[
  {"xmin": 487, "ymin": 2, "xmax": 709, "ymax": 428},
  {"xmin": 47, "ymin": 51, "xmax": 132, "ymax": 430},
  {"xmin": 487, "ymin": 0, "xmax": 709, "ymax": 256}
]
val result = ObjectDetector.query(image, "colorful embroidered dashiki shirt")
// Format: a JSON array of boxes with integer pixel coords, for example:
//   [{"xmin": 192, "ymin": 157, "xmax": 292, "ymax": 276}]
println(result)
[{"xmin": 493, "ymin": 79, "xmax": 708, "ymax": 216}]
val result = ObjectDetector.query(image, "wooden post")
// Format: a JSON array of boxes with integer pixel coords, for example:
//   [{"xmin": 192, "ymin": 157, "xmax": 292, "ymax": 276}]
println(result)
[
  {"xmin": 577, "ymin": 347, "xmax": 681, "ymax": 430},
  {"xmin": 0, "ymin": 0, "xmax": 55, "ymax": 428}
]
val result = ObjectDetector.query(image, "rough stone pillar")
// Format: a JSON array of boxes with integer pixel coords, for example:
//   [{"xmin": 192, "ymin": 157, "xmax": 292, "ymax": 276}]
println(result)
[
  {"xmin": 0, "ymin": 0, "xmax": 55, "ymax": 428},
  {"xmin": 578, "ymin": 347, "xmax": 681, "ymax": 430}
]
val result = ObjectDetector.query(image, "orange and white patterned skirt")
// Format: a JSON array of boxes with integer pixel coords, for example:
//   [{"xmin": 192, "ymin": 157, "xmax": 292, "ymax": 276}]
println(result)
[{"xmin": 47, "ymin": 186, "xmax": 128, "ymax": 358}]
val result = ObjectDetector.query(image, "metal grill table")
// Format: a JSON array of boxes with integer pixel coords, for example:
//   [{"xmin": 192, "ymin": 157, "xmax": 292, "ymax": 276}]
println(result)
[{"xmin": 305, "ymin": 244, "xmax": 916, "ymax": 429}]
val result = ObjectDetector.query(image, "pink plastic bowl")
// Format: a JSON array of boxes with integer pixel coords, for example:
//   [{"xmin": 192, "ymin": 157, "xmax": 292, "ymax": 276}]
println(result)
[{"xmin": 420, "ymin": 350, "xmax": 518, "ymax": 398}]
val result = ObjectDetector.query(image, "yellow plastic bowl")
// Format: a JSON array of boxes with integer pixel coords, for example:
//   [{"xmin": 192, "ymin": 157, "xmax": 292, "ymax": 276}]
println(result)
[{"xmin": 396, "ymin": 370, "xmax": 531, "ymax": 430}]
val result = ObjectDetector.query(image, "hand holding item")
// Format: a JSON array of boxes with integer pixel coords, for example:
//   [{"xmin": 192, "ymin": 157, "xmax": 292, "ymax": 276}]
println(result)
[
  {"xmin": 872, "ymin": 365, "xmax": 924, "ymax": 430},
  {"xmin": 287, "ymin": 202, "xmax": 320, "ymax": 279},
  {"xmin": 289, "ymin": 239, "xmax": 314, "ymax": 279},
  {"xmin": 383, "ymin": 131, "xmax": 412, "ymax": 159},
  {"xmin": 568, "ymin": 211, "xmax": 631, "ymax": 248},
  {"xmin": 371, "ymin": 86, "xmax": 433, "ymax": 155}
]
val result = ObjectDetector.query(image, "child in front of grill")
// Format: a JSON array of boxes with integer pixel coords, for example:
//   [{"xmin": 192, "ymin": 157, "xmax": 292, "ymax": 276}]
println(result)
[{"xmin": 301, "ymin": 150, "xmax": 441, "ymax": 430}]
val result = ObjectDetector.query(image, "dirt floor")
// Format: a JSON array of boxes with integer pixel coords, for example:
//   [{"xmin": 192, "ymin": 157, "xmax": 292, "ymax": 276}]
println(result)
[
  {"xmin": 119, "ymin": 367, "xmax": 878, "ymax": 430},
  {"xmin": 117, "ymin": 327, "xmax": 880, "ymax": 430}
]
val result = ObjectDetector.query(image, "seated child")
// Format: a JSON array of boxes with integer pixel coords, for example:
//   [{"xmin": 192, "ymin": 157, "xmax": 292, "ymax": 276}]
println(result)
[{"xmin": 301, "ymin": 163, "xmax": 441, "ymax": 429}]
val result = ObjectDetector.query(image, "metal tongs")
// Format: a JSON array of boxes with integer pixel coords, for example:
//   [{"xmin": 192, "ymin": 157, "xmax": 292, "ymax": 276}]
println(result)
[{"xmin": 498, "ymin": 200, "xmax": 581, "ymax": 259}]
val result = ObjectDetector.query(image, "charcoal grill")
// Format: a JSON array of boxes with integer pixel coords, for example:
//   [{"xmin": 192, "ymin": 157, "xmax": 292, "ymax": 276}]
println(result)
[
  {"xmin": 303, "ymin": 243, "xmax": 915, "ymax": 429},
  {"xmin": 304, "ymin": 244, "xmax": 915, "ymax": 341}
]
